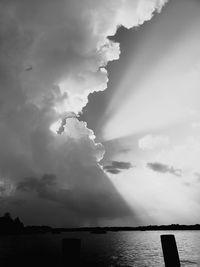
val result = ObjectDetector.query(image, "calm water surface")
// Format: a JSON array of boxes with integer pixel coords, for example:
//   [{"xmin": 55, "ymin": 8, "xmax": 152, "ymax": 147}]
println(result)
[{"xmin": 0, "ymin": 230, "xmax": 200, "ymax": 266}]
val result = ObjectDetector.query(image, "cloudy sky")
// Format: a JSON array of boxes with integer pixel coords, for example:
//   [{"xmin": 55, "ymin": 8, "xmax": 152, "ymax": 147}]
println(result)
[{"xmin": 0, "ymin": 0, "xmax": 200, "ymax": 227}]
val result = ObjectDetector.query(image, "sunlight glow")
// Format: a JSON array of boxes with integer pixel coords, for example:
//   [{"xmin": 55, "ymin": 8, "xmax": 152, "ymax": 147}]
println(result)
[
  {"xmin": 102, "ymin": 21, "xmax": 200, "ymax": 141},
  {"xmin": 50, "ymin": 119, "xmax": 62, "ymax": 134},
  {"xmin": 108, "ymin": 168, "xmax": 200, "ymax": 224}
]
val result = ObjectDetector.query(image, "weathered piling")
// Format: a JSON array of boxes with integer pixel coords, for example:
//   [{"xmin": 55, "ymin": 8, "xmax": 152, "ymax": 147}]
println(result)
[
  {"xmin": 161, "ymin": 234, "xmax": 181, "ymax": 267},
  {"xmin": 62, "ymin": 238, "xmax": 81, "ymax": 266}
]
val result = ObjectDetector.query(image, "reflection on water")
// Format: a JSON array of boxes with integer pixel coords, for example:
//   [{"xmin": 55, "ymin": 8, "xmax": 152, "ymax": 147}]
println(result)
[{"xmin": 0, "ymin": 231, "xmax": 200, "ymax": 266}]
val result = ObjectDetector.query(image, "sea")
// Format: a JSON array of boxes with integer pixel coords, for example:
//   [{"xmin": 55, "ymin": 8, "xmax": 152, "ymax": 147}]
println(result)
[{"xmin": 0, "ymin": 230, "xmax": 200, "ymax": 266}]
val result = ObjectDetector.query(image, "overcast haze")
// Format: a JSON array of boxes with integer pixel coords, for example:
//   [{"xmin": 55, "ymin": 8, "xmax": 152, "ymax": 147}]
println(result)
[{"xmin": 0, "ymin": 0, "xmax": 200, "ymax": 227}]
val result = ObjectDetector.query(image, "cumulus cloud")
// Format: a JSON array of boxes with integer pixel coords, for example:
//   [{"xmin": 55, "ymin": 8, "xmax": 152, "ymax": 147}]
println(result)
[
  {"xmin": 0, "ymin": 0, "xmax": 167, "ymax": 225},
  {"xmin": 138, "ymin": 134, "xmax": 170, "ymax": 150},
  {"xmin": 0, "ymin": 0, "xmax": 167, "ymax": 116},
  {"xmin": 103, "ymin": 161, "xmax": 132, "ymax": 174},
  {"xmin": 147, "ymin": 162, "xmax": 182, "ymax": 177}
]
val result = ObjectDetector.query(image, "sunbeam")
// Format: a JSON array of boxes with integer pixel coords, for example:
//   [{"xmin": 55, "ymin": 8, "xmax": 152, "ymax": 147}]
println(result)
[{"xmin": 102, "ymin": 1, "xmax": 200, "ymax": 141}]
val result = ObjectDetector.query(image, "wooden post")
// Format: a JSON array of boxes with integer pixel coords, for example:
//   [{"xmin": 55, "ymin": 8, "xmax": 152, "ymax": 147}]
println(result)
[
  {"xmin": 161, "ymin": 235, "xmax": 181, "ymax": 267},
  {"xmin": 62, "ymin": 238, "xmax": 81, "ymax": 266}
]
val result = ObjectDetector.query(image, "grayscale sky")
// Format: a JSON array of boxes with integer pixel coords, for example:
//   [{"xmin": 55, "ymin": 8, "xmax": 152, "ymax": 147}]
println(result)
[{"xmin": 0, "ymin": 0, "xmax": 200, "ymax": 227}]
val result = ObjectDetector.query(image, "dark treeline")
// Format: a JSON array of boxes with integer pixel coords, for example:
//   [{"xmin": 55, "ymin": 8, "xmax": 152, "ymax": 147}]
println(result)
[
  {"xmin": 0, "ymin": 213, "xmax": 51, "ymax": 234},
  {"xmin": 0, "ymin": 212, "xmax": 24, "ymax": 234},
  {"xmin": 58, "ymin": 224, "xmax": 200, "ymax": 233},
  {"xmin": 0, "ymin": 213, "xmax": 200, "ymax": 234}
]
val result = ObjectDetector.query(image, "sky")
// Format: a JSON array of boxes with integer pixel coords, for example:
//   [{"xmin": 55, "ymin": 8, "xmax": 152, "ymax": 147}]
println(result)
[{"xmin": 0, "ymin": 0, "xmax": 200, "ymax": 227}]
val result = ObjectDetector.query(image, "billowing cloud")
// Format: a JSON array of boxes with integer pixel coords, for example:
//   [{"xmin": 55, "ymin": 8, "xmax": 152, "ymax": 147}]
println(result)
[
  {"xmin": 0, "ymin": 0, "xmax": 167, "ymax": 226},
  {"xmin": 138, "ymin": 134, "xmax": 170, "ymax": 150},
  {"xmin": 147, "ymin": 162, "xmax": 182, "ymax": 177},
  {"xmin": 104, "ymin": 160, "xmax": 132, "ymax": 174},
  {"xmin": 0, "ymin": 0, "xmax": 168, "ymax": 116}
]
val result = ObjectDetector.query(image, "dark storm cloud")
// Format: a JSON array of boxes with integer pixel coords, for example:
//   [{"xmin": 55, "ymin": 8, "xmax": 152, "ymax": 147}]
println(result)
[
  {"xmin": 0, "ymin": 185, "xmax": 6, "ymax": 194},
  {"xmin": 17, "ymin": 174, "xmax": 56, "ymax": 194},
  {"xmin": 147, "ymin": 162, "xmax": 182, "ymax": 177},
  {"xmin": 112, "ymin": 161, "xmax": 133, "ymax": 169},
  {"xmin": 17, "ymin": 171, "xmax": 131, "ymax": 220},
  {"xmin": 104, "ymin": 168, "xmax": 121, "ymax": 174},
  {"xmin": 104, "ymin": 161, "xmax": 132, "ymax": 174}
]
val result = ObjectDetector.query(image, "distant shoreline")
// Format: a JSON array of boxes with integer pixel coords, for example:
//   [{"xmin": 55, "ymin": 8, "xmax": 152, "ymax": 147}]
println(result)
[
  {"xmin": 1, "ymin": 213, "xmax": 200, "ymax": 234},
  {"xmin": 50, "ymin": 224, "xmax": 200, "ymax": 233},
  {"xmin": 26, "ymin": 224, "xmax": 200, "ymax": 234}
]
